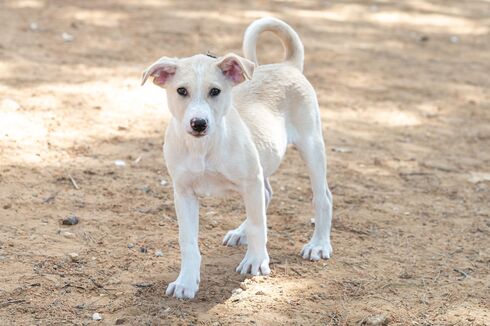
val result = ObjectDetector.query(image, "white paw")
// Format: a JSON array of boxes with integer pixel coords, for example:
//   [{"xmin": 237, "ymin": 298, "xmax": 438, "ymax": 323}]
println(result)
[
  {"xmin": 300, "ymin": 240, "xmax": 332, "ymax": 261},
  {"xmin": 236, "ymin": 250, "xmax": 270, "ymax": 275},
  {"xmin": 165, "ymin": 276, "xmax": 199, "ymax": 299},
  {"xmin": 223, "ymin": 228, "xmax": 247, "ymax": 247}
]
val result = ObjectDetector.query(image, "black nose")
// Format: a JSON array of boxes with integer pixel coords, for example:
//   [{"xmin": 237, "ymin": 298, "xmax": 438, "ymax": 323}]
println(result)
[{"xmin": 190, "ymin": 118, "xmax": 207, "ymax": 133}]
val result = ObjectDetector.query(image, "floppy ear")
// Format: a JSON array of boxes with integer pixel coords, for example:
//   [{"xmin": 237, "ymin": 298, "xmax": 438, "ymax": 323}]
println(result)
[
  {"xmin": 216, "ymin": 53, "xmax": 255, "ymax": 85},
  {"xmin": 141, "ymin": 57, "xmax": 177, "ymax": 87}
]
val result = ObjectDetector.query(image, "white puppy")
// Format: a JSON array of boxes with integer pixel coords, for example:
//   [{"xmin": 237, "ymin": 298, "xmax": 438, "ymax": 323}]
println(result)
[{"xmin": 142, "ymin": 17, "xmax": 333, "ymax": 299}]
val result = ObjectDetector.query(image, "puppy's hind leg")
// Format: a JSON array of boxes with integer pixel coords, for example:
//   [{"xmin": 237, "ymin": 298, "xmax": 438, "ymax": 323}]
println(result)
[
  {"xmin": 295, "ymin": 135, "xmax": 333, "ymax": 261},
  {"xmin": 223, "ymin": 220, "xmax": 247, "ymax": 247},
  {"xmin": 223, "ymin": 177, "xmax": 272, "ymax": 247}
]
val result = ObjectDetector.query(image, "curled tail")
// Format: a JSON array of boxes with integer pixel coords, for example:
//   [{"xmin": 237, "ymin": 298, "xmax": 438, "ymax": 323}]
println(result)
[{"xmin": 243, "ymin": 17, "xmax": 304, "ymax": 72}]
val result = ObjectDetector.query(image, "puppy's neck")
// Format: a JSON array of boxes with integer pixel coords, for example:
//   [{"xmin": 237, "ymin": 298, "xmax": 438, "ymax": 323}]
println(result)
[{"xmin": 171, "ymin": 118, "xmax": 227, "ymax": 172}]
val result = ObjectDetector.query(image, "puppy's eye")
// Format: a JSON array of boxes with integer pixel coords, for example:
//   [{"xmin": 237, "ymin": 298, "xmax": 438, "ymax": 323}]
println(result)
[
  {"xmin": 209, "ymin": 88, "xmax": 221, "ymax": 97},
  {"xmin": 177, "ymin": 87, "xmax": 188, "ymax": 96}
]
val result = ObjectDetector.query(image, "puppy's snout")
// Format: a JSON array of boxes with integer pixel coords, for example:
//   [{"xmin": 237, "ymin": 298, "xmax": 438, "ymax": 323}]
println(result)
[{"xmin": 190, "ymin": 118, "xmax": 208, "ymax": 133}]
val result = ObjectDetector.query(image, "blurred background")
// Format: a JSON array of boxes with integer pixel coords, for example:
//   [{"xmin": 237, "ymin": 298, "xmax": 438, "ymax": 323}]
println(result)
[{"xmin": 0, "ymin": 1, "xmax": 489, "ymax": 325}]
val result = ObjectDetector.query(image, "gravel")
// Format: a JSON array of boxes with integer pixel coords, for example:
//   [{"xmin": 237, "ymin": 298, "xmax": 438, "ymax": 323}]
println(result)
[{"xmin": 62, "ymin": 215, "xmax": 79, "ymax": 225}]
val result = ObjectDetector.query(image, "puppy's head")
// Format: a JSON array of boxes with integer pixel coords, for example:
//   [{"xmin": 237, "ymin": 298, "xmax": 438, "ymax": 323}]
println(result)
[{"xmin": 142, "ymin": 53, "xmax": 254, "ymax": 138}]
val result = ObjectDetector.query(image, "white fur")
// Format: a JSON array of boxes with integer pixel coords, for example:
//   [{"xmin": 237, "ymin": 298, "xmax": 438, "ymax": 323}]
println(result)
[{"xmin": 142, "ymin": 17, "xmax": 333, "ymax": 299}]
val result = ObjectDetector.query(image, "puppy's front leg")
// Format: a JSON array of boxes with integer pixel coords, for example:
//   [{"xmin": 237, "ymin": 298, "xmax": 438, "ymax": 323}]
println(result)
[
  {"xmin": 166, "ymin": 187, "xmax": 201, "ymax": 299},
  {"xmin": 236, "ymin": 177, "xmax": 270, "ymax": 275}
]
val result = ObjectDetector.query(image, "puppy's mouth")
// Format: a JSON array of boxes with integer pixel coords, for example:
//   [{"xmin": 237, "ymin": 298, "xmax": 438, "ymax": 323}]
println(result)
[{"xmin": 188, "ymin": 131, "xmax": 208, "ymax": 138}]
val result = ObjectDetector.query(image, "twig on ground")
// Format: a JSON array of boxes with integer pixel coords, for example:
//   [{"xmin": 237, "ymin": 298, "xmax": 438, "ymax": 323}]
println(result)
[
  {"xmin": 453, "ymin": 268, "xmax": 468, "ymax": 280},
  {"xmin": 0, "ymin": 299, "xmax": 26, "ymax": 308},
  {"xmin": 68, "ymin": 175, "xmax": 79, "ymax": 190},
  {"xmin": 433, "ymin": 270, "xmax": 442, "ymax": 283},
  {"xmin": 291, "ymin": 267, "xmax": 303, "ymax": 276},
  {"xmin": 63, "ymin": 283, "xmax": 86, "ymax": 291},
  {"xmin": 133, "ymin": 283, "xmax": 154, "ymax": 288},
  {"xmin": 89, "ymin": 277, "xmax": 104, "ymax": 288},
  {"xmin": 399, "ymin": 172, "xmax": 432, "ymax": 177}
]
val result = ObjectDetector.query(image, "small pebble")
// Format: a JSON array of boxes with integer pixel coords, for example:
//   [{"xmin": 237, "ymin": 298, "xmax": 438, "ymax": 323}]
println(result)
[
  {"xmin": 139, "ymin": 246, "xmax": 148, "ymax": 253},
  {"xmin": 92, "ymin": 312, "xmax": 102, "ymax": 321},
  {"xmin": 154, "ymin": 250, "xmax": 163, "ymax": 257},
  {"xmin": 114, "ymin": 160, "xmax": 126, "ymax": 167},
  {"xmin": 62, "ymin": 32, "xmax": 74, "ymax": 42},
  {"xmin": 361, "ymin": 314, "xmax": 389, "ymax": 326},
  {"xmin": 60, "ymin": 231, "xmax": 74, "ymax": 238},
  {"xmin": 127, "ymin": 243, "xmax": 134, "ymax": 249},
  {"xmin": 115, "ymin": 318, "xmax": 126, "ymax": 325},
  {"xmin": 160, "ymin": 179, "xmax": 168, "ymax": 186},
  {"xmin": 255, "ymin": 290, "xmax": 265, "ymax": 295},
  {"xmin": 62, "ymin": 215, "xmax": 79, "ymax": 225},
  {"xmin": 232, "ymin": 288, "xmax": 243, "ymax": 295},
  {"xmin": 310, "ymin": 218, "xmax": 315, "ymax": 225},
  {"xmin": 67, "ymin": 252, "xmax": 79, "ymax": 262},
  {"xmin": 141, "ymin": 185, "xmax": 151, "ymax": 193},
  {"xmin": 29, "ymin": 22, "xmax": 38, "ymax": 31},
  {"xmin": 332, "ymin": 147, "xmax": 352, "ymax": 153},
  {"xmin": 251, "ymin": 275, "xmax": 266, "ymax": 282},
  {"xmin": 137, "ymin": 207, "xmax": 152, "ymax": 214},
  {"xmin": 3, "ymin": 203, "xmax": 12, "ymax": 210},
  {"xmin": 450, "ymin": 36, "xmax": 459, "ymax": 44}
]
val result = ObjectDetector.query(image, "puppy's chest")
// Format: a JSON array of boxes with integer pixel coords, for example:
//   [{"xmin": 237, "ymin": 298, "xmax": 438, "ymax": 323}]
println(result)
[
  {"xmin": 191, "ymin": 171, "xmax": 237, "ymax": 197},
  {"xmin": 180, "ymin": 156, "xmax": 238, "ymax": 197}
]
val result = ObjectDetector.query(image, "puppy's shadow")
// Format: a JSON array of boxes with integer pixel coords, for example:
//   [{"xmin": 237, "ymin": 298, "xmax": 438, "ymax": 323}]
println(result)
[{"xmin": 134, "ymin": 250, "xmax": 248, "ymax": 314}]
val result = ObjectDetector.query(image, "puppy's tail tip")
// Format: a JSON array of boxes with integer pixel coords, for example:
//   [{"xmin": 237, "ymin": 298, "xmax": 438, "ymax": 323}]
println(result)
[{"xmin": 243, "ymin": 17, "xmax": 304, "ymax": 72}]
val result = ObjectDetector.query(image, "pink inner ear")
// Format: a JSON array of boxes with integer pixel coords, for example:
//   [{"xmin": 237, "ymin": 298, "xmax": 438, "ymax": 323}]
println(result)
[
  {"xmin": 151, "ymin": 66, "xmax": 176, "ymax": 86},
  {"xmin": 154, "ymin": 71, "xmax": 171, "ymax": 85},
  {"xmin": 222, "ymin": 60, "xmax": 244, "ymax": 83}
]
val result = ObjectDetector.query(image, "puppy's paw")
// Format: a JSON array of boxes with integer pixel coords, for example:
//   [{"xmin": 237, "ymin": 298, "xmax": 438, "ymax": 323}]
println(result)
[
  {"xmin": 300, "ymin": 241, "xmax": 332, "ymax": 261},
  {"xmin": 236, "ymin": 250, "xmax": 270, "ymax": 275},
  {"xmin": 166, "ymin": 278, "xmax": 199, "ymax": 299},
  {"xmin": 223, "ymin": 228, "xmax": 247, "ymax": 247}
]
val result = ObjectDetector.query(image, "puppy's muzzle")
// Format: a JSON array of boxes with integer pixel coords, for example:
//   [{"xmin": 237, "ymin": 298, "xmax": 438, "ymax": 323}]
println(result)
[{"xmin": 190, "ymin": 118, "xmax": 208, "ymax": 137}]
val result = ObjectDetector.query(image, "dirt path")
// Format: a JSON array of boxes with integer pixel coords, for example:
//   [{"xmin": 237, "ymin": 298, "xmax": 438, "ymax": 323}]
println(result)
[{"xmin": 1, "ymin": 0, "xmax": 489, "ymax": 325}]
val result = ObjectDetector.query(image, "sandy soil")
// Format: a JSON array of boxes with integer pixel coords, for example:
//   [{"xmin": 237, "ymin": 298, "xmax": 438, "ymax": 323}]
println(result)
[{"xmin": 1, "ymin": 0, "xmax": 489, "ymax": 325}]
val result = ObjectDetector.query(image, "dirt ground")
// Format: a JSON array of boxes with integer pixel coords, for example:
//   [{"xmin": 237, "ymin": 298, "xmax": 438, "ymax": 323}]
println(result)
[{"xmin": 1, "ymin": 0, "xmax": 489, "ymax": 325}]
